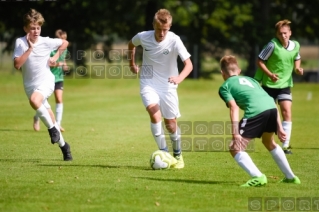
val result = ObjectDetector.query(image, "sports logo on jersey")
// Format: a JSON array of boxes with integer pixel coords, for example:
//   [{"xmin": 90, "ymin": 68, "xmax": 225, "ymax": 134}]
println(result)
[{"xmin": 163, "ymin": 49, "xmax": 169, "ymax": 55}]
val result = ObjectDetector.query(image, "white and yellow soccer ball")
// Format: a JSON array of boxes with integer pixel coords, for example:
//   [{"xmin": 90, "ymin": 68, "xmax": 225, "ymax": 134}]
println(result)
[{"xmin": 149, "ymin": 150, "xmax": 177, "ymax": 170}]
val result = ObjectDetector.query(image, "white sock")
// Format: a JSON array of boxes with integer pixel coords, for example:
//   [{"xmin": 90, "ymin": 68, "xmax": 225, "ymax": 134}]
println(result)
[
  {"xmin": 150, "ymin": 121, "xmax": 167, "ymax": 151},
  {"xmin": 234, "ymin": 152, "xmax": 263, "ymax": 177},
  {"xmin": 54, "ymin": 122, "xmax": 65, "ymax": 147},
  {"xmin": 270, "ymin": 144, "xmax": 295, "ymax": 179},
  {"xmin": 170, "ymin": 127, "xmax": 181, "ymax": 155},
  {"xmin": 56, "ymin": 103, "xmax": 63, "ymax": 126},
  {"xmin": 36, "ymin": 105, "xmax": 54, "ymax": 129},
  {"xmin": 282, "ymin": 121, "xmax": 292, "ymax": 148}
]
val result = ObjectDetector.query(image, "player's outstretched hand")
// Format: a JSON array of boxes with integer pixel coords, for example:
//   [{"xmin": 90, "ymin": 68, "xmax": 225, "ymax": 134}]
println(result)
[
  {"xmin": 130, "ymin": 64, "xmax": 139, "ymax": 74},
  {"xmin": 168, "ymin": 76, "xmax": 182, "ymax": 85},
  {"xmin": 26, "ymin": 33, "xmax": 34, "ymax": 49},
  {"xmin": 270, "ymin": 73, "xmax": 279, "ymax": 82},
  {"xmin": 277, "ymin": 129, "xmax": 286, "ymax": 142},
  {"xmin": 48, "ymin": 58, "xmax": 57, "ymax": 67},
  {"xmin": 295, "ymin": 67, "xmax": 304, "ymax": 75}
]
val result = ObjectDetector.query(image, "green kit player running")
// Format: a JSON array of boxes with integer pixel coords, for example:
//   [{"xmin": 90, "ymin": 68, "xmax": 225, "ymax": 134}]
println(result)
[
  {"xmin": 218, "ymin": 55, "xmax": 300, "ymax": 187},
  {"xmin": 254, "ymin": 19, "xmax": 304, "ymax": 154}
]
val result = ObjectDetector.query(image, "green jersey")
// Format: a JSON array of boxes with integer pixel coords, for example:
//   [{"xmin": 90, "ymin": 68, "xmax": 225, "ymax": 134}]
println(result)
[
  {"xmin": 254, "ymin": 38, "xmax": 300, "ymax": 88},
  {"xmin": 219, "ymin": 76, "xmax": 276, "ymax": 118},
  {"xmin": 50, "ymin": 49, "xmax": 68, "ymax": 83}
]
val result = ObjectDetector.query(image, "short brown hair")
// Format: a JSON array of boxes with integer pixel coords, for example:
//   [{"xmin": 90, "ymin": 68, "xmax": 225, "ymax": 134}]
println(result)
[
  {"xmin": 275, "ymin": 19, "xmax": 291, "ymax": 31},
  {"xmin": 153, "ymin": 9, "xmax": 172, "ymax": 26},
  {"xmin": 23, "ymin": 9, "xmax": 45, "ymax": 27},
  {"xmin": 220, "ymin": 55, "xmax": 239, "ymax": 75},
  {"xmin": 55, "ymin": 29, "xmax": 67, "ymax": 40}
]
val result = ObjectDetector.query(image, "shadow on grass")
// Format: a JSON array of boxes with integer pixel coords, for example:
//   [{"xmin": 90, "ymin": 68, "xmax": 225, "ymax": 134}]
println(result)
[
  {"xmin": 37, "ymin": 163, "xmax": 150, "ymax": 170},
  {"xmin": 136, "ymin": 176, "xmax": 238, "ymax": 185},
  {"xmin": 0, "ymin": 158, "xmax": 153, "ymax": 170},
  {"xmin": 0, "ymin": 158, "xmax": 61, "ymax": 163},
  {"xmin": 0, "ymin": 128, "xmax": 34, "ymax": 132}
]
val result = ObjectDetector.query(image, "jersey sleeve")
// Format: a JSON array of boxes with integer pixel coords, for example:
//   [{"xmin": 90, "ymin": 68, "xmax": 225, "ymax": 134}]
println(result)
[
  {"xmin": 294, "ymin": 41, "xmax": 301, "ymax": 60},
  {"xmin": 175, "ymin": 36, "xmax": 191, "ymax": 62},
  {"xmin": 131, "ymin": 33, "xmax": 142, "ymax": 47},
  {"xmin": 218, "ymin": 85, "xmax": 234, "ymax": 108},
  {"xmin": 12, "ymin": 38, "xmax": 25, "ymax": 60},
  {"xmin": 45, "ymin": 37, "xmax": 63, "ymax": 51},
  {"xmin": 258, "ymin": 42, "xmax": 275, "ymax": 61}
]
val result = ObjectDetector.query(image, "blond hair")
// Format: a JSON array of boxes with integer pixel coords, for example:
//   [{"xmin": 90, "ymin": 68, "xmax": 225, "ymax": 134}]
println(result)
[
  {"xmin": 275, "ymin": 19, "xmax": 291, "ymax": 32},
  {"xmin": 153, "ymin": 9, "xmax": 172, "ymax": 26},
  {"xmin": 23, "ymin": 8, "xmax": 45, "ymax": 27},
  {"xmin": 220, "ymin": 55, "xmax": 239, "ymax": 75},
  {"xmin": 55, "ymin": 29, "xmax": 67, "ymax": 40}
]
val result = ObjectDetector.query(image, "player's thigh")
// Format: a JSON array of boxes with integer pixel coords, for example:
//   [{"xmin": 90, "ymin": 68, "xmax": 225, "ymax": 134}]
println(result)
[
  {"xmin": 36, "ymin": 82, "xmax": 54, "ymax": 100},
  {"xmin": 229, "ymin": 137, "xmax": 251, "ymax": 152},
  {"xmin": 239, "ymin": 109, "xmax": 277, "ymax": 139},
  {"xmin": 140, "ymin": 86, "xmax": 160, "ymax": 108},
  {"xmin": 159, "ymin": 90, "xmax": 181, "ymax": 120}
]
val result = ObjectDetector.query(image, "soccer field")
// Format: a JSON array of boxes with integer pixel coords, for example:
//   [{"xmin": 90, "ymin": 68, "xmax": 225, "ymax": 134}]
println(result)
[{"xmin": 0, "ymin": 70, "xmax": 319, "ymax": 212}]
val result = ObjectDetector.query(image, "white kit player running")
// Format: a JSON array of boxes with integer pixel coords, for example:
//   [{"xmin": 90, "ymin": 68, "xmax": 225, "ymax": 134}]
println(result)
[
  {"xmin": 13, "ymin": 9, "xmax": 72, "ymax": 161},
  {"xmin": 128, "ymin": 9, "xmax": 193, "ymax": 168}
]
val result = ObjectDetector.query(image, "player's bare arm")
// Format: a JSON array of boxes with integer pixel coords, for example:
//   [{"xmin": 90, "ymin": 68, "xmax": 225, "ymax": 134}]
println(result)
[
  {"xmin": 294, "ymin": 60, "xmax": 303, "ymax": 75},
  {"xmin": 14, "ymin": 33, "xmax": 34, "ymax": 70},
  {"xmin": 49, "ymin": 40, "xmax": 69, "ymax": 65},
  {"xmin": 168, "ymin": 58, "xmax": 193, "ymax": 85},
  {"xmin": 128, "ymin": 40, "xmax": 139, "ymax": 74},
  {"xmin": 228, "ymin": 100, "xmax": 242, "ymax": 142},
  {"xmin": 257, "ymin": 58, "xmax": 279, "ymax": 82}
]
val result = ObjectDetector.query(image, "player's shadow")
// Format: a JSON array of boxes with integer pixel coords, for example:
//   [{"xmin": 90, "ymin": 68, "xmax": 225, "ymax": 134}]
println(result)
[
  {"xmin": 0, "ymin": 128, "xmax": 33, "ymax": 132},
  {"xmin": 0, "ymin": 158, "xmax": 52, "ymax": 163},
  {"xmin": 136, "ymin": 176, "xmax": 238, "ymax": 185},
  {"xmin": 37, "ymin": 164, "xmax": 149, "ymax": 170}
]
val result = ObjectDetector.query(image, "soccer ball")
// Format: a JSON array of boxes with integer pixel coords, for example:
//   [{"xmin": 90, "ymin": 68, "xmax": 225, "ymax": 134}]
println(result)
[{"xmin": 150, "ymin": 150, "xmax": 174, "ymax": 170}]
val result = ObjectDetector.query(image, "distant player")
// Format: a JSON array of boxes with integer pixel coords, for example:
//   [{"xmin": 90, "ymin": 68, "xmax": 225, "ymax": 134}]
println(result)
[
  {"xmin": 33, "ymin": 29, "xmax": 69, "ymax": 133},
  {"xmin": 254, "ymin": 19, "xmax": 303, "ymax": 154},
  {"xmin": 13, "ymin": 9, "xmax": 72, "ymax": 161},
  {"xmin": 128, "ymin": 9, "xmax": 193, "ymax": 168},
  {"xmin": 219, "ymin": 55, "xmax": 300, "ymax": 187}
]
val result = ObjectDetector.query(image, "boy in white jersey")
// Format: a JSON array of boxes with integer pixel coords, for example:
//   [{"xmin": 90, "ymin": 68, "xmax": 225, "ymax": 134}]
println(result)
[
  {"xmin": 12, "ymin": 9, "xmax": 72, "ymax": 161},
  {"xmin": 128, "ymin": 9, "xmax": 193, "ymax": 168}
]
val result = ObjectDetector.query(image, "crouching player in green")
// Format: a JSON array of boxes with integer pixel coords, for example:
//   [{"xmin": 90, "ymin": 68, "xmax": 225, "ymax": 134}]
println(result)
[{"xmin": 218, "ymin": 55, "xmax": 300, "ymax": 187}]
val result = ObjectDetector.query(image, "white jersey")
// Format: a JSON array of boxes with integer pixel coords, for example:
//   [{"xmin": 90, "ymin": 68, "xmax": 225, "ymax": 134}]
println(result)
[
  {"xmin": 132, "ymin": 31, "xmax": 191, "ymax": 91},
  {"xmin": 13, "ymin": 36, "xmax": 62, "ymax": 90}
]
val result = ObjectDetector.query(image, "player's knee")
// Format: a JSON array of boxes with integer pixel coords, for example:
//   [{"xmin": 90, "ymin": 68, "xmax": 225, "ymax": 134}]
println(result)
[
  {"xmin": 165, "ymin": 123, "xmax": 176, "ymax": 133},
  {"xmin": 229, "ymin": 140, "xmax": 247, "ymax": 152}
]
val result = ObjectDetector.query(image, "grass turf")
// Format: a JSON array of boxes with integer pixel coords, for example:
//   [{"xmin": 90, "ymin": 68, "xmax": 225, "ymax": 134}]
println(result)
[{"xmin": 0, "ymin": 70, "xmax": 319, "ymax": 212}]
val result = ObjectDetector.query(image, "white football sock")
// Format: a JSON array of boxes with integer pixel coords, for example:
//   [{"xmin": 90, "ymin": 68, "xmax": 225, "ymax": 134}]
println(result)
[
  {"xmin": 56, "ymin": 103, "xmax": 63, "ymax": 126},
  {"xmin": 36, "ymin": 105, "xmax": 54, "ymax": 129},
  {"xmin": 150, "ymin": 121, "xmax": 167, "ymax": 151},
  {"xmin": 282, "ymin": 121, "xmax": 292, "ymax": 148},
  {"xmin": 270, "ymin": 144, "xmax": 295, "ymax": 179},
  {"xmin": 54, "ymin": 122, "xmax": 65, "ymax": 147},
  {"xmin": 169, "ymin": 127, "xmax": 181, "ymax": 155},
  {"xmin": 234, "ymin": 151, "xmax": 263, "ymax": 177}
]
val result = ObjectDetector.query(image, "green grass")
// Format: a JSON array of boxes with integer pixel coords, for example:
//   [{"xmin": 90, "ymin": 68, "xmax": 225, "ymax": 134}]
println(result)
[{"xmin": 0, "ymin": 69, "xmax": 319, "ymax": 212}]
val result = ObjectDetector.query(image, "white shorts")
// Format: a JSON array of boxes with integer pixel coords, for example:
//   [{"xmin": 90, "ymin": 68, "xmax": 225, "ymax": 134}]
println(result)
[
  {"xmin": 140, "ymin": 85, "xmax": 181, "ymax": 119},
  {"xmin": 24, "ymin": 82, "xmax": 54, "ymax": 109}
]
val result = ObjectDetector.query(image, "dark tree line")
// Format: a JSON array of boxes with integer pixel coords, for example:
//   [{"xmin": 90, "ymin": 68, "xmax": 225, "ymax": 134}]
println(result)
[{"xmin": 0, "ymin": 0, "xmax": 318, "ymax": 78}]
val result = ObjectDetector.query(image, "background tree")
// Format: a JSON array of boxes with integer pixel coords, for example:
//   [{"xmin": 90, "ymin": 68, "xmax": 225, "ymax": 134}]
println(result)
[{"xmin": 1, "ymin": 0, "xmax": 318, "ymax": 78}]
